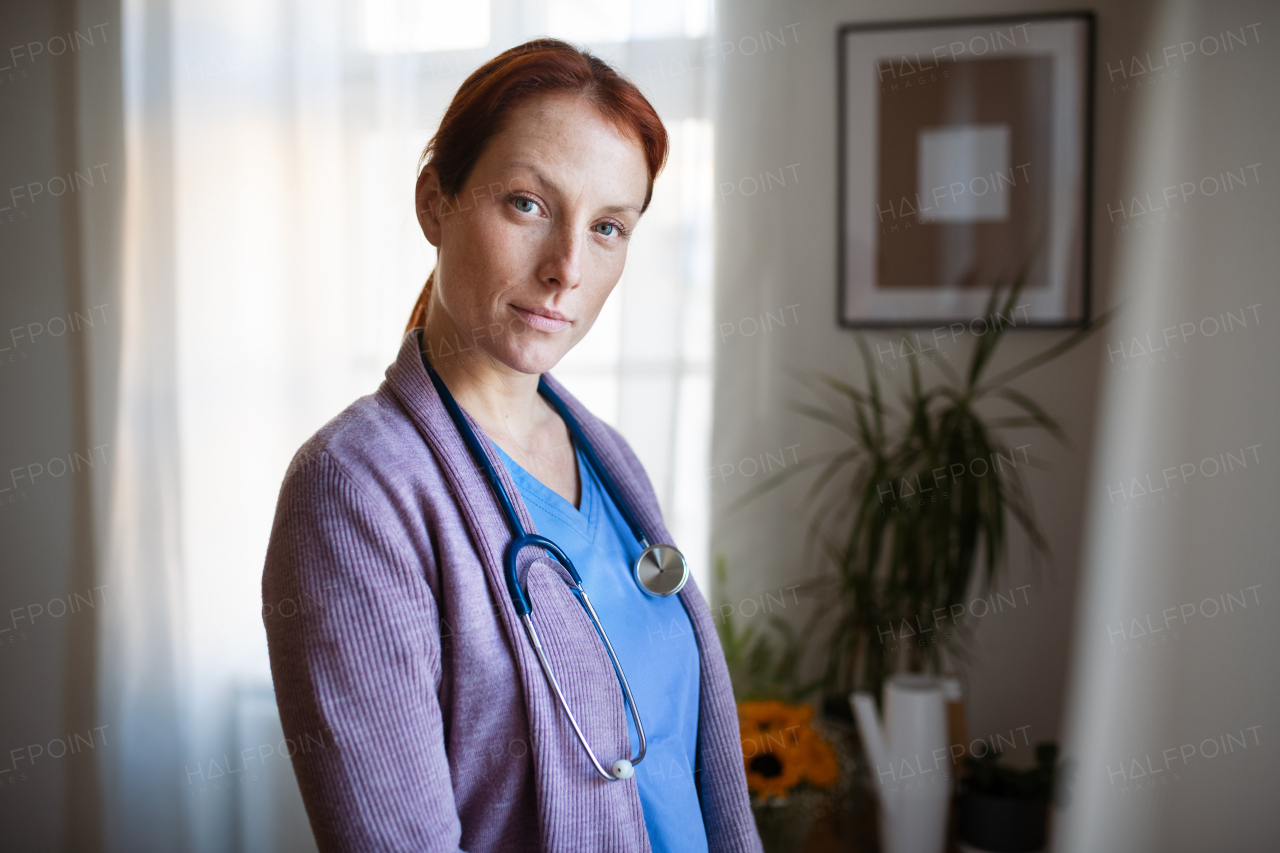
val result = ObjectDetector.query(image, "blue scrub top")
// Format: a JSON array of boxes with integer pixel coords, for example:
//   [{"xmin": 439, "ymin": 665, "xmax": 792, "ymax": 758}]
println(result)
[{"xmin": 492, "ymin": 438, "xmax": 708, "ymax": 853}]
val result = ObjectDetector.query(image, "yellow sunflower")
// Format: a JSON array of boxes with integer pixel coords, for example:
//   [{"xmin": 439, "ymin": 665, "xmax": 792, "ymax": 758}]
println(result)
[{"xmin": 738, "ymin": 700, "xmax": 840, "ymax": 800}]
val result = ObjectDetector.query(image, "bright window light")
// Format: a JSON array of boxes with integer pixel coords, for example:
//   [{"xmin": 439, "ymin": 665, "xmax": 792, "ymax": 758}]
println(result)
[
  {"xmin": 546, "ymin": 0, "xmax": 633, "ymax": 43},
  {"xmin": 547, "ymin": 0, "xmax": 710, "ymax": 44},
  {"xmin": 684, "ymin": 0, "xmax": 711, "ymax": 39},
  {"xmin": 363, "ymin": 0, "xmax": 491, "ymax": 53}
]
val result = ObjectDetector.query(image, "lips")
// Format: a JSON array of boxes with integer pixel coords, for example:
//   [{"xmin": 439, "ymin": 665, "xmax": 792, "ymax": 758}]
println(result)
[{"xmin": 511, "ymin": 304, "xmax": 570, "ymax": 333}]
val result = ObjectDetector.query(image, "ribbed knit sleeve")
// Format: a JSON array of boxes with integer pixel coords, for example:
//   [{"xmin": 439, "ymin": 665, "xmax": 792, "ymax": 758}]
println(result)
[{"xmin": 262, "ymin": 447, "xmax": 468, "ymax": 853}]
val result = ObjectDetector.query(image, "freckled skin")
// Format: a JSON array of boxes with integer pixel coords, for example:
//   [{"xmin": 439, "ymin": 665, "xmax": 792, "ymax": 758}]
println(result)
[{"xmin": 414, "ymin": 93, "xmax": 650, "ymax": 506}]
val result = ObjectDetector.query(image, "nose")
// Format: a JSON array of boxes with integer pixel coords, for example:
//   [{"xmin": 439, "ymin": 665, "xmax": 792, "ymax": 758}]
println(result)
[{"xmin": 538, "ymin": 220, "xmax": 582, "ymax": 291}]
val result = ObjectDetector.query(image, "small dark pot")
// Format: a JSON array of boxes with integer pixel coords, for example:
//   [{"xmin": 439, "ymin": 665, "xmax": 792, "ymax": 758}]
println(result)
[
  {"xmin": 821, "ymin": 692, "xmax": 855, "ymax": 723},
  {"xmin": 957, "ymin": 791, "xmax": 1048, "ymax": 853}
]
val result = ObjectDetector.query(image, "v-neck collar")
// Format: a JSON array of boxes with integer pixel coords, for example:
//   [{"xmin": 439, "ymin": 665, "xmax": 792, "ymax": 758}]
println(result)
[{"xmin": 492, "ymin": 441, "xmax": 598, "ymax": 540}]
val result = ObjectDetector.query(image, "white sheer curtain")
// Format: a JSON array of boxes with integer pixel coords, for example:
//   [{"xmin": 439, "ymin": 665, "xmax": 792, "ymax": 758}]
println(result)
[
  {"xmin": 112, "ymin": 0, "xmax": 716, "ymax": 850},
  {"xmin": 100, "ymin": 1, "xmax": 190, "ymax": 850}
]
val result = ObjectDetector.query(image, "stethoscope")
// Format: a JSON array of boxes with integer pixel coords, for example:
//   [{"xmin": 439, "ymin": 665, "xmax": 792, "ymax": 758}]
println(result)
[{"xmin": 421, "ymin": 350, "xmax": 689, "ymax": 782}]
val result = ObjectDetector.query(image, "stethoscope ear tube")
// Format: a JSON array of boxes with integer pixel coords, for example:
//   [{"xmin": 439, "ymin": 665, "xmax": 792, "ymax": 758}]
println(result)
[
  {"xmin": 504, "ymin": 533, "xmax": 582, "ymax": 617},
  {"xmin": 503, "ymin": 549, "xmax": 533, "ymax": 617},
  {"xmin": 421, "ymin": 347, "xmax": 654, "ymax": 780},
  {"xmin": 506, "ymin": 531, "xmax": 648, "ymax": 780},
  {"xmin": 520, "ymin": 611, "xmax": 645, "ymax": 781}
]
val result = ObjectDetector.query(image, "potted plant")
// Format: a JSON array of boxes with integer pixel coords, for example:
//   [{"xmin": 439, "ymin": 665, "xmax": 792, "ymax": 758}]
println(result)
[
  {"xmin": 738, "ymin": 699, "xmax": 841, "ymax": 852},
  {"xmin": 731, "ymin": 283, "xmax": 1110, "ymax": 706},
  {"xmin": 713, "ymin": 558, "xmax": 843, "ymax": 853},
  {"xmin": 956, "ymin": 743, "xmax": 1059, "ymax": 853}
]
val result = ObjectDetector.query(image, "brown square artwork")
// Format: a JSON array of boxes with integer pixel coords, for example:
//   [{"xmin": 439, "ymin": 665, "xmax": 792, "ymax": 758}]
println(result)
[{"xmin": 875, "ymin": 56, "xmax": 1053, "ymax": 289}]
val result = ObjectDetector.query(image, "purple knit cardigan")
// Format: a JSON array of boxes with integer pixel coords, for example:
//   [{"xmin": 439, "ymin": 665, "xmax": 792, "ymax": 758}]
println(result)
[{"xmin": 262, "ymin": 330, "xmax": 762, "ymax": 853}]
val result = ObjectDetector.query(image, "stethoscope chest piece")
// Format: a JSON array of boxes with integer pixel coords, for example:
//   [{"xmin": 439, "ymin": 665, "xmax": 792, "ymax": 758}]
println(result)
[{"xmin": 634, "ymin": 544, "xmax": 688, "ymax": 596}]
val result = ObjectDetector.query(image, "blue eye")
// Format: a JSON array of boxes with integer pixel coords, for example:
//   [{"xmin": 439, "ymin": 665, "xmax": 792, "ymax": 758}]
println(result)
[
  {"xmin": 595, "ymin": 222, "xmax": 616, "ymax": 236},
  {"xmin": 513, "ymin": 197, "xmax": 535, "ymax": 213}
]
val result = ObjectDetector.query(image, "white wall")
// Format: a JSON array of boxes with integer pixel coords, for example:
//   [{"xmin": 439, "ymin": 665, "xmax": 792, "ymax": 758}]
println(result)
[
  {"xmin": 710, "ymin": 0, "xmax": 1155, "ymax": 754},
  {"xmin": 4, "ymin": 0, "xmax": 1275, "ymax": 848},
  {"xmin": 710, "ymin": 0, "xmax": 1280, "ymax": 846}
]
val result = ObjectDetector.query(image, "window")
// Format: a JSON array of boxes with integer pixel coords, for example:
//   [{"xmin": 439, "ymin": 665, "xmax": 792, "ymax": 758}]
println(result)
[{"xmin": 168, "ymin": 2, "xmax": 716, "ymax": 844}]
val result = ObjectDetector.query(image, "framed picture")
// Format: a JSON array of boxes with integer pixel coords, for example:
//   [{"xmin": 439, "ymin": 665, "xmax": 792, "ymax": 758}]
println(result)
[{"xmin": 837, "ymin": 13, "xmax": 1093, "ymax": 328}]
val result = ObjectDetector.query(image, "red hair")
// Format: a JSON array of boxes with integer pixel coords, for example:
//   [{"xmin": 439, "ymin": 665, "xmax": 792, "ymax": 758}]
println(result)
[{"xmin": 406, "ymin": 38, "xmax": 668, "ymax": 332}]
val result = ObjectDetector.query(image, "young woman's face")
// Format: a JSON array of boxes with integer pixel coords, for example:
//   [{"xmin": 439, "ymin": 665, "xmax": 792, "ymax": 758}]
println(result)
[{"xmin": 418, "ymin": 93, "xmax": 650, "ymax": 376}]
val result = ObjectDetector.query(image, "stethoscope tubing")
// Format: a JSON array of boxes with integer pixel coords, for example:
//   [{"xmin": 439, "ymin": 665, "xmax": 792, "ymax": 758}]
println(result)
[
  {"xmin": 519, "ymin": 603, "xmax": 647, "ymax": 782},
  {"xmin": 421, "ymin": 351, "xmax": 649, "ymax": 780},
  {"xmin": 507, "ymin": 531, "xmax": 649, "ymax": 777}
]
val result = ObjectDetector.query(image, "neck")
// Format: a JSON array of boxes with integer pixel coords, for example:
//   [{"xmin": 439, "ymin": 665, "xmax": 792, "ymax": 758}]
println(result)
[{"xmin": 420, "ymin": 297, "xmax": 546, "ymax": 444}]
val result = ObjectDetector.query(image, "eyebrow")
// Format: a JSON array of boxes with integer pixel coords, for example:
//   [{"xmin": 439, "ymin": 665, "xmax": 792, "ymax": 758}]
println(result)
[{"xmin": 503, "ymin": 159, "xmax": 643, "ymax": 216}]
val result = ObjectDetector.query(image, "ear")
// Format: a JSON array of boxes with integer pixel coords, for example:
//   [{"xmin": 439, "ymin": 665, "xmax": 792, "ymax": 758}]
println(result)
[{"xmin": 416, "ymin": 164, "xmax": 444, "ymax": 247}]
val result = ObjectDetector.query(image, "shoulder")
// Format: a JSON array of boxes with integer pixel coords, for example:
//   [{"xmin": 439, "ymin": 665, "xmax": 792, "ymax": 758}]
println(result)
[
  {"xmin": 267, "ymin": 386, "xmax": 450, "ymax": 590},
  {"xmin": 281, "ymin": 385, "xmax": 438, "ymax": 510}
]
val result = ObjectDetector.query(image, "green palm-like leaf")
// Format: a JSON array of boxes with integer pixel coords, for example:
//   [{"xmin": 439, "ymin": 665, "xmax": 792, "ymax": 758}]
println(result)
[{"xmin": 727, "ymin": 279, "xmax": 1113, "ymax": 702}]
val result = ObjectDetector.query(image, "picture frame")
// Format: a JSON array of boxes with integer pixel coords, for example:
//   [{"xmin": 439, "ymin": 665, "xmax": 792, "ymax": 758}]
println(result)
[{"xmin": 837, "ymin": 13, "xmax": 1094, "ymax": 328}]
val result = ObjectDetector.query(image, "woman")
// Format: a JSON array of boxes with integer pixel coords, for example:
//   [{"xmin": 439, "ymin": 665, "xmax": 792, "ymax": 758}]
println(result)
[{"xmin": 262, "ymin": 40, "xmax": 761, "ymax": 853}]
